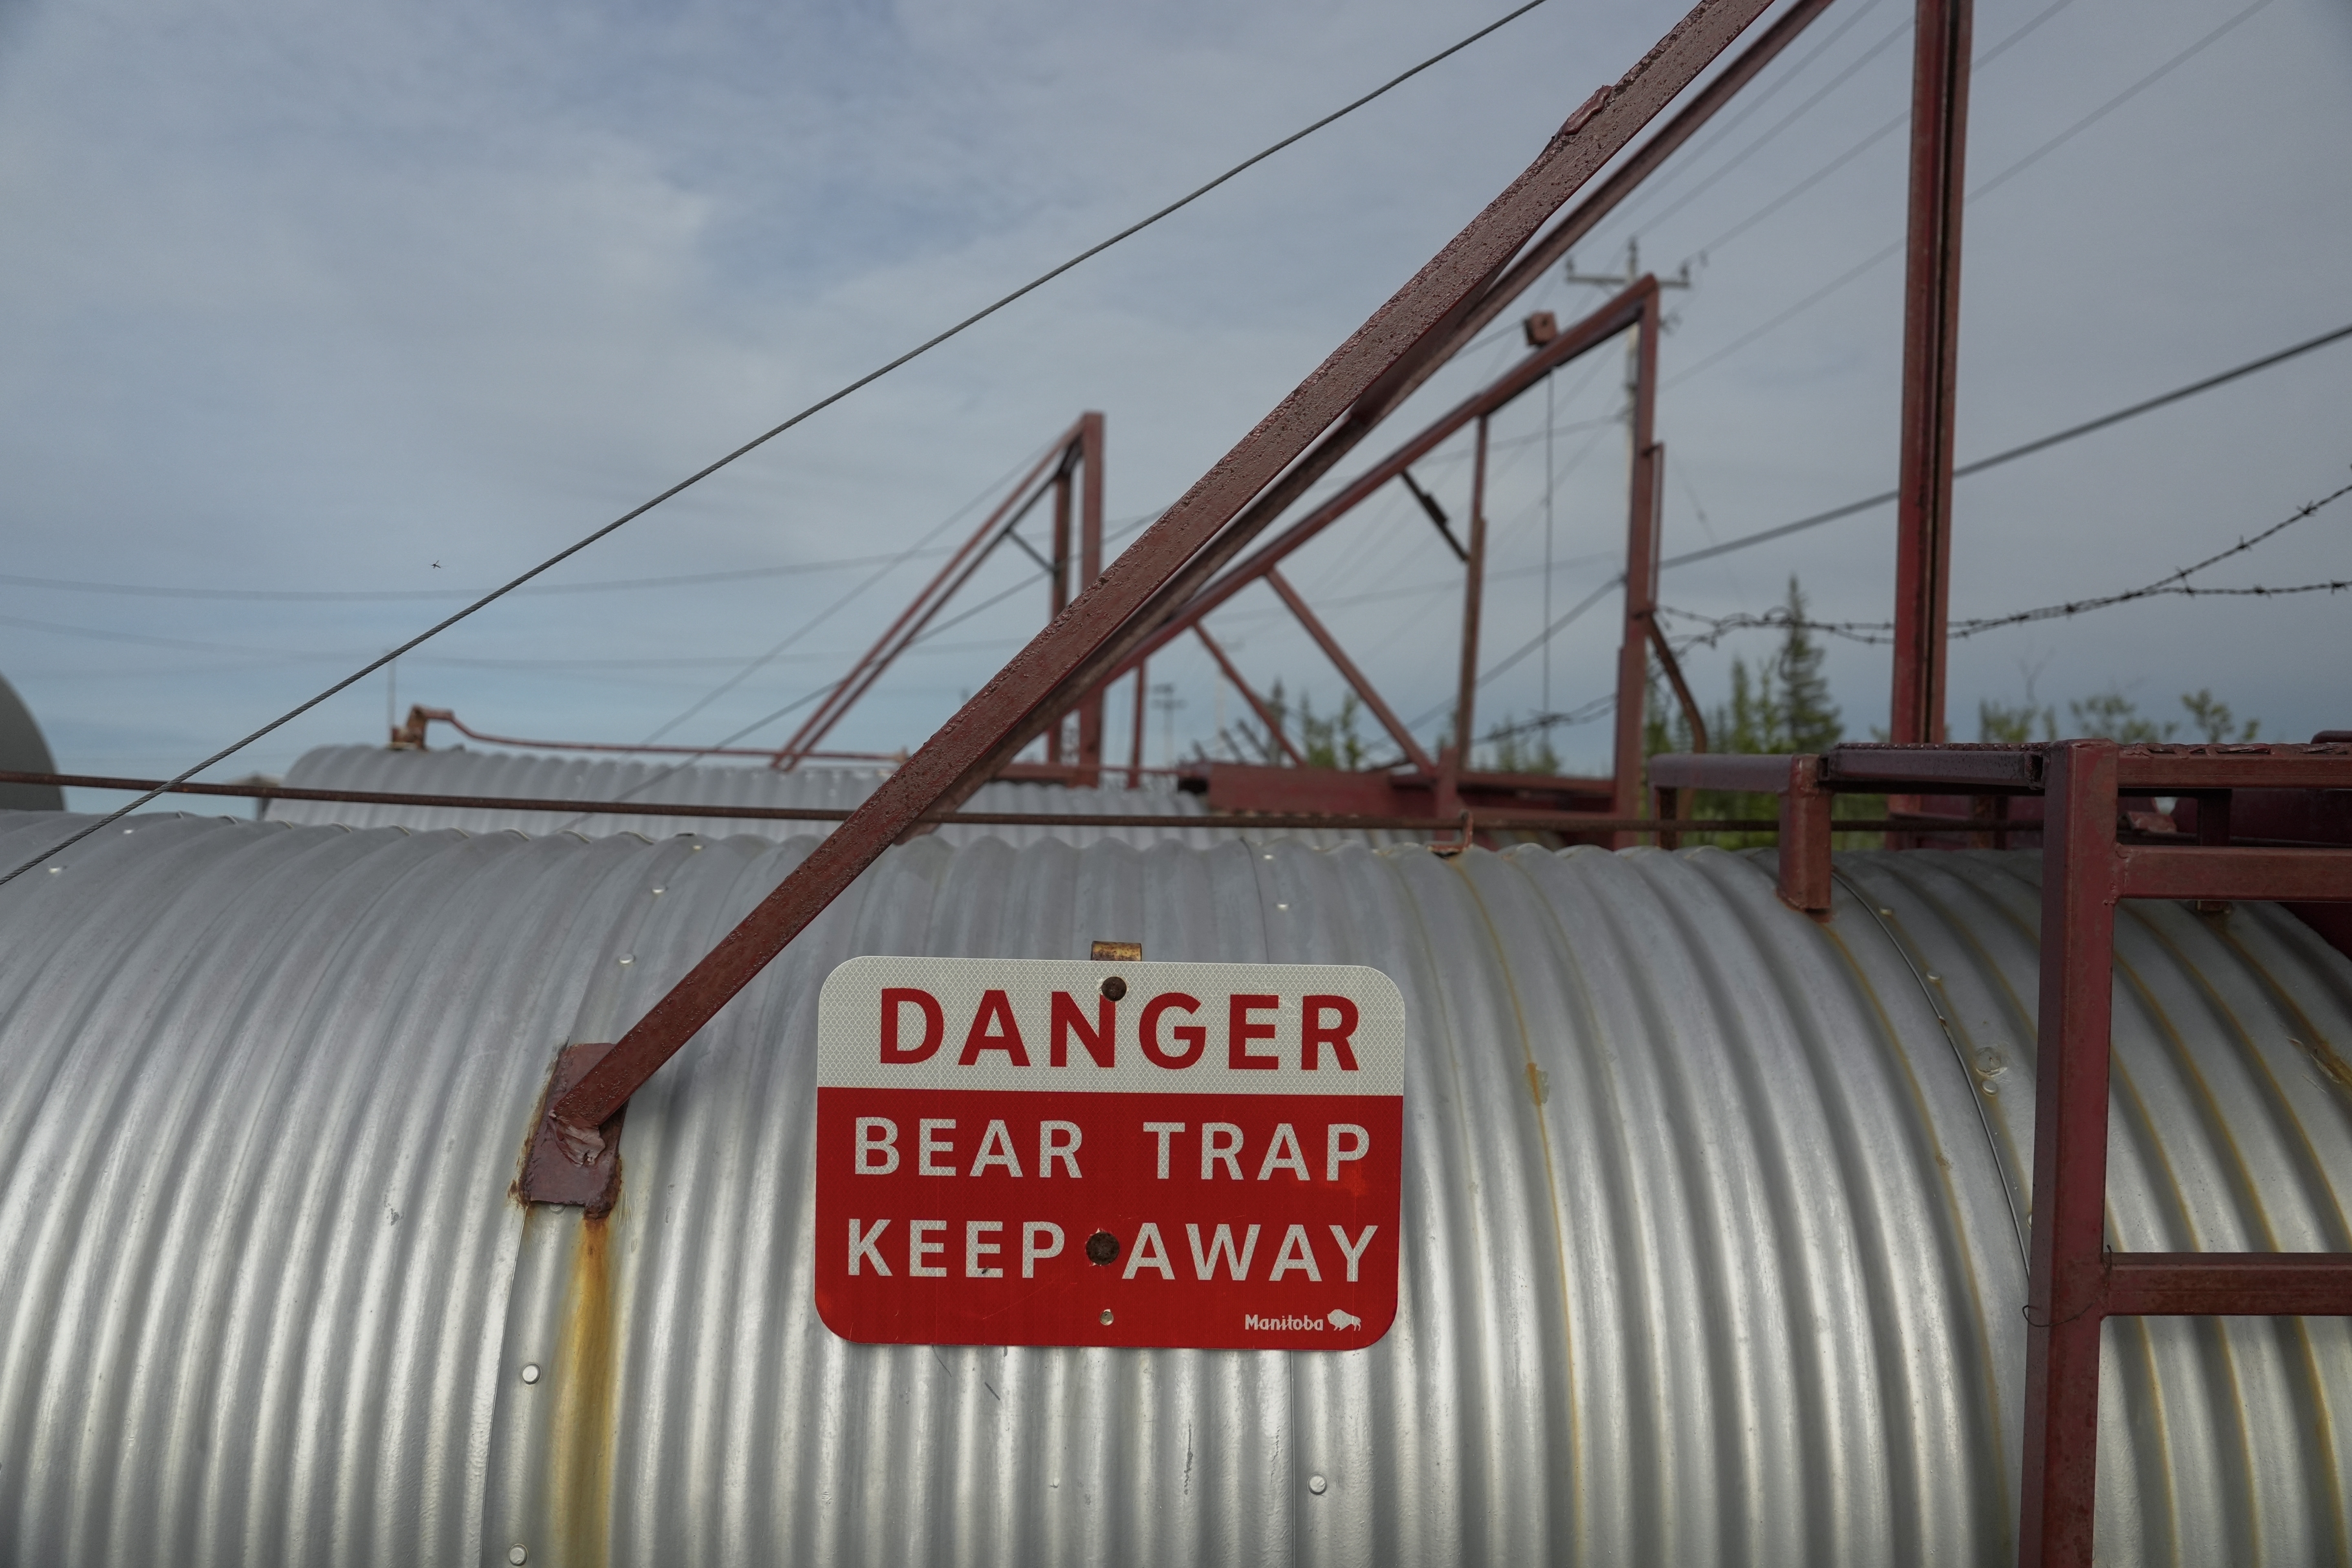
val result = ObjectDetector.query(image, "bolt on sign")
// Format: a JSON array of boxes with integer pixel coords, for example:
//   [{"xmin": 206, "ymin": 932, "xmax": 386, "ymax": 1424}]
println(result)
[{"xmin": 814, "ymin": 956, "xmax": 1405, "ymax": 1350}]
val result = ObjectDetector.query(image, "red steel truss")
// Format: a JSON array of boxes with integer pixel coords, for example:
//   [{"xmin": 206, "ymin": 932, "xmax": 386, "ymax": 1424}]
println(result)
[
  {"xmin": 516, "ymin": 0, "xmax": 1793, "ymax": 1204},
  {"xmin": 1654, "ymin": 739, "xmax": 2352, "ymax": 1568},
  {"xmin": 769, "ymin": 412, "xmax": 1108, "ymax": 776}
]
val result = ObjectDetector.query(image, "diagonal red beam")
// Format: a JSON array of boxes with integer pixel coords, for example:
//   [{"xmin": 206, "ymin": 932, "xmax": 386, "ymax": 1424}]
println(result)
[
  {"xmin": 535, "ymin": 0, "xmax": 1782, "ymax": 1161},
  {"xmin": 1193, "ymin": 625, "xmax": 1307, "ymax": 768},
  {"xmin": 1264, "ymin": 568, "xmax": 1437, "ymax": 775},
  {"xmin": 956, "ymin": 0, "xmax": 1838, "ymax": 772}
]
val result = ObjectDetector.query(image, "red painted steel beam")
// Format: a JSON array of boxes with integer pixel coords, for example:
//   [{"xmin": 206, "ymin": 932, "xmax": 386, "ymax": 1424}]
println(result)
[
  {"xmin": 1265, "ymin": 568, "xmax": 1438, "ymax": 775},
  {"xmin": 530, "ymin": 0, "xmax": 1785, "ymax": 1172},
  {"xmin": 949, "ymin": 0, "xmax": 1838, "ymax": 781},
  {"xmin": 2019, "ymin": 739, "xmax": 2120, "ymax": 1568},
  {"xmin": 1193, "ymin": 625, "xmax": 1307, "ymax": 768},
  {"xmin": 2105, "ymin": 1253, "xmax": 2352, "ymax": 1316},
  {"xmin": 2114, "ymin": 745, "xmax": 2352, "ymax": 791},
  {"xmin": 1610, "ymin": 296, "xmax": 1664, "ymax": 832},
  {"xmin": 1890, "ymin": 0, "xmax": 1972, "ymax": 747},
  {"xmin": 1775, "ymin": 754, "xmax": 1832, "ymax": 916},
  {"xmin": 1648, "ymin": 751, "xmax": 1800, "ymax": 793},
  {"xmin": 2114, "ymin": 845, "xmax": 2352, "ymax": 903}
]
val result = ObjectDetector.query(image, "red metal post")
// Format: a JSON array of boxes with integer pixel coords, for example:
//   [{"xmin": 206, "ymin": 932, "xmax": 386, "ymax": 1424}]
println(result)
[
  {"xmin": 1194, "ymin": 625, "xmax": 1307, "ymax": 768},
  {"xmin": 1265, "ymin": 568, "xmax": 1438, "ymax": 775},
  {"xmin": 2018, "ymin": 738, "xmax": 2119, "ymax": 1568},
  {"xmin": 1451, "ymin": 416, "xmax": 1492, "ymax": 785},
  {"xmin": 1890, "ymin": 0, "xmax": 1972, "ymax": 749},
  {"xmin": 1609, "ymin": 293, "xmax": 1664, "ymax": 839},
  {"xmin": 1075, "ymin": 412, "xmax": 1108, "ymax": 783},
  {"xmin": 1776, "ymin": 753, "xmax": 1833, "ymax": 916},
  {"xmin": 527, "ymin": 0, "xmax": 1784, "ymax": 1180}
]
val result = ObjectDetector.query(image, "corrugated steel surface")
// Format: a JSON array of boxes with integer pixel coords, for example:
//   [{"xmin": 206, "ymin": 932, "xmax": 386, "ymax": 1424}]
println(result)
[
  {"xmin": 0, "ymin": 809, "xmax": 2345, "ymax": 1565},
  {"xmin": 264, "ymin": 744, "xmax": 1418, "ymax": 848}
]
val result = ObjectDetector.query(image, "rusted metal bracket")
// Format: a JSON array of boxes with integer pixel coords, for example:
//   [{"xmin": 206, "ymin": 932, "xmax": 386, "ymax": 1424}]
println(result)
[
  {"xmin": 518, "ymin": 1041, "xmax": 627, "ymax": 1214},
  {"xmin": 517, "ymin": 0, "xmax": 1787, "ymax": 1200},
  {"xmin": 1398, "ymin": 468, "xmax": 1468, "ymax": 561},
  {"xmin": 1776, "ymin": 755, "xmax": 1832, "ymax": 917}
]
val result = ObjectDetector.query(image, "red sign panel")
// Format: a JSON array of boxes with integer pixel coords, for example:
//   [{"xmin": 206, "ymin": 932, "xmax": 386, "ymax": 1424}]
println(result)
[{"xmin": 814, "ymin": 956, "xmax": 1405, "ymax": 1350}]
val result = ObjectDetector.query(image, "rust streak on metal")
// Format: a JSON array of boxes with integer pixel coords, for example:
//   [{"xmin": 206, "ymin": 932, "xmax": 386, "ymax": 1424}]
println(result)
[{"xmin": 548, "ymin": 1211, "xmax": 619, "ymax": 1568}]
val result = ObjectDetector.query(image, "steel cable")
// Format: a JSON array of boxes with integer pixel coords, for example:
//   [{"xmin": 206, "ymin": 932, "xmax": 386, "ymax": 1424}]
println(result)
[{"xmin": 0, "ymin": 0, "xmax": 1563, "ymax": 889}]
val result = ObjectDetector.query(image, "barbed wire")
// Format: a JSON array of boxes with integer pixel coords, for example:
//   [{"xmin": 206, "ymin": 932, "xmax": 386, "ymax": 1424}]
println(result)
[{"xmin": 1657, "ymin": 473, "xmax": 2352, "ymax": 649}]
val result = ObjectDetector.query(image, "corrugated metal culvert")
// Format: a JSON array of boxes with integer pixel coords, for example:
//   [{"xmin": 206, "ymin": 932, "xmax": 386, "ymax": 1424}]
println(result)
[
  {"xmin": 0, "ymin": 809, "xmax": 2345, "ymax": 1565},
  {"xmin": 264, "ymin": 744, "xmax": 1424, "ymax": 848}
]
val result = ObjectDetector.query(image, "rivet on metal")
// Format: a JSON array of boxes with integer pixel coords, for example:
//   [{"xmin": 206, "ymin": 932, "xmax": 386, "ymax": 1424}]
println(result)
[
  {"xmin": 520, "ymin": 1363, "xmax": 541, "ymax": 1385},
  {"xmin": 618, "ymin": 955, "xmax": 634, "ymax": 965},
  {"xmin": 1085, "ymin": 1231, "xmax": 1120, "ymax": 1265},
  {"xmin": 1099, "ymin": 976, "xmax": 1127, "ymax": 1002},
  {"xmin": 1308, "ymin": 1473, "xmax": 1329, "ymax": 1495},
  {"xmin": 509, "ymin": 1547, "xmax": 528, "ymax": 1565},
  {"xmin": 1099, "ymin": 1308, "xmax": 1114, "ymax": 1326}
]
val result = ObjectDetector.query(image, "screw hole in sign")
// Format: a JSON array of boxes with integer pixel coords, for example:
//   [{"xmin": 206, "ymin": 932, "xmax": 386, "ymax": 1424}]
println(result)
[{"xmin": 813, "ymin": 956, "xmax": 1405, "ymax": 1350}]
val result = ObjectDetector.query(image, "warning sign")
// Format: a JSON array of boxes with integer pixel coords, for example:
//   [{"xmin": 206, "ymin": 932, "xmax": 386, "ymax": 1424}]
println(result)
[{"xmin": 813, "ymin": 955, "xmax": 1405, "ymax": 1350}]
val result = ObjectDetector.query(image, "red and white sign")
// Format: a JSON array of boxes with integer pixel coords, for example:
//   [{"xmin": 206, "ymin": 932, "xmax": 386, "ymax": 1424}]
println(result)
[{"xmin": 814, "ymin": 955, "xmax": 1405, "ymax": 1350}]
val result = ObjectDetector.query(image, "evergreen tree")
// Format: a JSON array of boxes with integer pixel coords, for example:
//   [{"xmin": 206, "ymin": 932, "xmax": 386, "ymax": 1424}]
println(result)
[{"xmin": 1773, "ymin": 576, "xmax": 1842, "ymax": 753}]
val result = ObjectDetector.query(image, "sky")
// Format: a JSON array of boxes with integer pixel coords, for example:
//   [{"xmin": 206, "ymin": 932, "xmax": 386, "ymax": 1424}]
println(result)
[{"xmin": 1, "ymin": 0, "xmax": 2347, "ymax": 802}]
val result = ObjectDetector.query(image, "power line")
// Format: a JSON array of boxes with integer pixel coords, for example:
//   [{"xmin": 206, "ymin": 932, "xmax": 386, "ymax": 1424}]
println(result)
[
  {"xmin": 0, "ymin": 0, "xmax": 1559, "ymax": 890},
  {"xmin": 1633, "ymin": 13, "xmax": 1914, "ymax": 243},
  {"xmin": 1659, "ymin": 0, "xmax": 2282, "ymax": 391},
  {"xmin": 1597, "ymin": 0, "xmax": 1897, "ymax": 235},
  {"xmin": 1665, "ymin": 0, "xmax": 2084, "ymax": 266},
  {"xmin": 1658, "ymin": 472, "xmax": 2352, "ymax": 646},
  {"xmin": 1661, "ymin": 319, "xmax": 2352, "ymax": 570},
  {"xmin": 0, "ymin": 548, "xmax": 955, "ymax": 603}
]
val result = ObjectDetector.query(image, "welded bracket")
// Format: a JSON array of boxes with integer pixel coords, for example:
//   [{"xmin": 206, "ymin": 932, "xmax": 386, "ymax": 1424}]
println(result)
[
  {"xmin": 518, "ymin": 1040, "xmax": 625, "ymax": 1211},
  {"xmin": 1776, "ymin": 755, "xmax": 1832, "ymax": 918}
]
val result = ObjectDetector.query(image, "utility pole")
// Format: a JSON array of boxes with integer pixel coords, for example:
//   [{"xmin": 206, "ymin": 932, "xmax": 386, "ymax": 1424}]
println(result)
[
  {"xmin": 1151, "ymin": 682, "xmax": 1183, "ymax": 769},
  {"xmin": 1562, "ymin": 237, "xmax": 1691, "ymax": 418}
]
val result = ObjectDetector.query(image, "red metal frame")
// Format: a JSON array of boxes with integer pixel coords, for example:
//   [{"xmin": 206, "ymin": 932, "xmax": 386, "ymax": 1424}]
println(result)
[
  {"xmin": 1079, "ymin": 277, "xmax": 1660, "ymax": 829},
  {"xmin": 517, "ymin": 0, "xmax": 1787, "ymax": 1191},
  {"xmin": 2019, "ymin": 739, "xmax": 2352, "ymax": 1567},
  {"xmin": 932, "ymin": 0, "xmax": 1840, "ymax": 803},
  {"xmin": 768, "ymin": 414, "xmax": 1106, "ymax": 772},
  {"xmin": 1657, "ymin": 739, "xmax": 2352, "ymax": 1567}
]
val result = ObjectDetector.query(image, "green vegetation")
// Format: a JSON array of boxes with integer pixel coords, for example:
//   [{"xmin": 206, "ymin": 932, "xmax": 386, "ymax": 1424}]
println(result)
[
  {"xmin": 1644, "ymin": 578, "xmax": 1878, "ymax": 847},
  {"xmin": 1977, "ymin": 687, "xmax": 2258, "ymax": 745}
]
